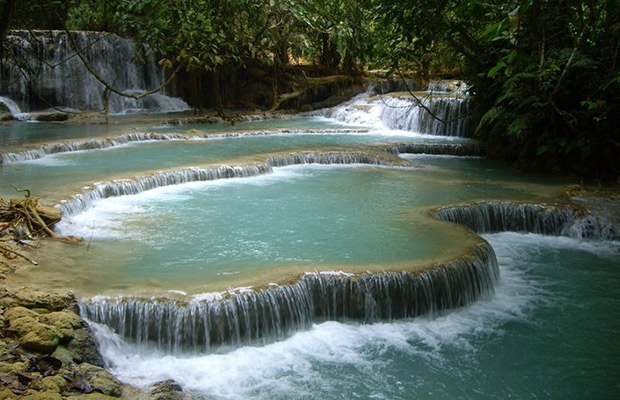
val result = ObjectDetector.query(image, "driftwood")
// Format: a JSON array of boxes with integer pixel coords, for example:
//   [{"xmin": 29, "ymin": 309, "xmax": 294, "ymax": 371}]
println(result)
[{"xmin": 0, "ymin": 189, "xmax": 80, "ymax": 267}]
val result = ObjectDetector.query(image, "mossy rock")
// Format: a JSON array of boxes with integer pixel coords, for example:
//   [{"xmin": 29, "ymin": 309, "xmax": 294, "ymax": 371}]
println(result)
[
  {"xmin": 77, "ymin": 363, "xmax": 122, "ymax": 397},
  {"xmin": 151, "ymin": 379, "xmax": 187, "ymax": 400},
  {"xmin": 19, "ymin": 390, "xmax": 64, "ymax": 400},
  {"xmin": 0, "ymin": 360, "xmax": 30, "ymax": 374},
  {"xmin": 81, "ymin": 393, "xmax": 122, "ymax": 400},
  {"xmin": 41, "ymin": 311, "xmax": 83, "ymax": 342},
  {"xmin": 19, "ymin": 323, "xmax": 60, "ymax": 354},
  {"xmin": 50, "ymin": 345, "xmax": 73, "ymax": 367},
  {"xmin": 0, "ymin": 388, "xmax": 18, "ymax": 399},
  {"xmin": 66, "ymin": 328, "xmax": 104, "ymax": 366},
  {"xmin": 0, "ymin": 289, "xmax": 75, "ymax": 312},
  {"xmin": 29, "ymin": 375, "xmax": 69, "ymax": 393},
  {"xmin": 4, "ymin": 306, "xmax": 39, "ymax": 322}
]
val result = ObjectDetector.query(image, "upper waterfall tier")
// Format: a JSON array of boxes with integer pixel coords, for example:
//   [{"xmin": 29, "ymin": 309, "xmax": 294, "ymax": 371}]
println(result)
[
  {"xmin": 324, "ymin": 92, "xmax": 470, "ymax": 137},
  {"xmin": 0, "ymin": 30, "xmax": 189, "ymax": 114}
]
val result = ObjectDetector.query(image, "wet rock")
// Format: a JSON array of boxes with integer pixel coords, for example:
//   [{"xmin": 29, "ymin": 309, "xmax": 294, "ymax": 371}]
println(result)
[
  {"xmin": 66, "ymin": 329, "xmax": 104, "ymax": 366},
  {"xmin": 151, "ymin": 379, "xmax": 185, "ymax": 400},
  {"xmin": 33, "ymin": 113, "xmax": 69, "ymax": 122},
  {"xmin": 77, "ymin": 363, "xmax": 122, "ymax": 397},
  {"xmin": 0, "ymin": 113, "xmax": 14, "ymax": 122}
]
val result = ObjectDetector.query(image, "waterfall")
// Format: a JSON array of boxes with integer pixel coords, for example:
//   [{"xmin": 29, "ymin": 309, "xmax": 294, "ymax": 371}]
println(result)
[
  {"xmin": 434, "ymin": 202, "xmax": 619, "ymax": 241},
  {"xmin": 0, "ymin": 132, "xmax": 184, "ymax": 163},
  {"xmin": 0, "ymin": 30, "xmax": 189, "ymax": 113},
  {"xmin": 390, "ymin": 142, "xmax": 483, "ymax": 157},
  {"xmin": 427, "ymin": 80, "xmax": 469, "ymax": 94},
  {"xmin": 57, "ymin": 165, "xmax": 272, "ymax": 216},
  {"xmin": 325, "ymin": 92, "xmax": 470, "ymax": 137},
  {"xmin": 79, "ymin": 242, "xmax": 498, "ymax": 354},
  {"xmin": 378, "ymin": 96, "xmax": 469, "ymax": 137},
  {"xmin": 57, "ymin": 151, "xmax": 410, "ymax": 217},
  {"xmin": 0, "ymin": 96, "xmax": 31, "ymax": 121},
  {"xmin": 434, "ymin": 202, "xmax": 576, "ymax": 235},
  {"xmin": 0, "ymin": 128, "xmax": 371, "ymax": 164}
]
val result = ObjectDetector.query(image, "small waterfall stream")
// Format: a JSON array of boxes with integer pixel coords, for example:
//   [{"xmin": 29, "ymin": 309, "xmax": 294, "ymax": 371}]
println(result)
[
  {"xmin": 324, "ymin": 82, "xmax": 470, "ymax": 136},
  {"xmin": 56, "ymin": 151, "xmax": 408, "ymax": 217},
  {"xmin": 80, "ymin": 243, "xmax": 499, "ymax": 354},
  {"xmin": 0, "ymin": 31, "xmax": 189, "ymax": 113},
  {"xmin": 0, "ymin": 96, "xmax": 31, "ymax": 120}
]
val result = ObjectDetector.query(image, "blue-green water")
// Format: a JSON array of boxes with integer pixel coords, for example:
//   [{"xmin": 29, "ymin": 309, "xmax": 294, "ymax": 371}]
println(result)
[{"xmin": 95, "ymin": 233, "xmax": 620, "ymax": 399}]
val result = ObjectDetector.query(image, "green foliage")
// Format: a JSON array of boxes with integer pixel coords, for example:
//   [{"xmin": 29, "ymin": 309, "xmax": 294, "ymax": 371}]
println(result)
[
  {"xmin": 469, "ymin": 0, "xmax": 620, "ymax": 179},
  {"xmin": 3, "ymin": 0, "xmax": 619, "ymax": 178}
]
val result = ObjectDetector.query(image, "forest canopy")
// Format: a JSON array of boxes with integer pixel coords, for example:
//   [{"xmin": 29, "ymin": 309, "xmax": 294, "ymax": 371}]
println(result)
[{"xmin": 1, "ymin": 0, "xmax": 619, "ymax": 179}]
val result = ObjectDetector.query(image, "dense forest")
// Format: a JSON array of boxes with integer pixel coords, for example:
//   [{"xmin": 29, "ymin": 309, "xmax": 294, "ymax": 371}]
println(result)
[{"xmin": 1, "ymin": 0, "xmax": 619, "ymax": 179}]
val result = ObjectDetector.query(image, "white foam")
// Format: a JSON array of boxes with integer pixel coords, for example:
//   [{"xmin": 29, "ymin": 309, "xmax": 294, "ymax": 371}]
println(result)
[{"xmin": 191, "ymin": 292, "xmax": 224, "ymax": 302}]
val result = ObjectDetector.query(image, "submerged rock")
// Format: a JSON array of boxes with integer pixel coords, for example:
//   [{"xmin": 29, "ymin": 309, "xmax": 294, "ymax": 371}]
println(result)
[{"xmin": 33, "ymin": 113, "xmax": 69, "ymax": 122}]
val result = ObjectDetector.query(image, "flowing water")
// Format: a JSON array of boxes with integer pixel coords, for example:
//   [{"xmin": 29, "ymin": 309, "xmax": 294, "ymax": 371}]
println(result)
[
  {"xmin": 0, "ymin": 31, "xmax": 189, "ymax": 114},
  {"xmin": 1, "ymin": 85, "xmax": 619, "ymax": 399},
  {"xmin": 89, "ymin": 233, "xmax": 620, "ymax": 399}
]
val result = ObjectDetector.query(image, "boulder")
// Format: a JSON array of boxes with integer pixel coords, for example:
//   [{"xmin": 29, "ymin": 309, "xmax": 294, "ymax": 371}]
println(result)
[
  {"xmin": 19, "ymin": 323, "xmax": 60, "ymax": 354},
  {"xmin": 0, "ymin": 361, "xmax": 30, "ymax": 374},
  {"xmin": 29, "ymin": 375, "xmax": 69, "ymax": 393},
  {"xmin": 81, "ymin": 393, "xmax": 121, "ymax": 400},
  {"xmin": 151, "ymin": 379, "xmax": 185, "ymax": 400},
  {"xmin": 77, "ymin": 363, "xmax": 122, "ymax": 397},
  {"xmin": 19, "ymin": 390, "xmax": 64, "ymax": 400},
  {"xmin": 41, "ymin": 311, "xmax": 83, "ymax": 342},
  {"xmin": 0, "ymin": 289, "xmax": 76, "ymax": 312},
  {"xmin": 66, "ymin": 329, "xmax": 104, "ymax": 366},
  {"xmin": 0, "ymin": 387, "xmax": 18, "ymax": 399},
  {"xmin": 33, "ymin": 113, "xmax": 68, "ymax": 122}
]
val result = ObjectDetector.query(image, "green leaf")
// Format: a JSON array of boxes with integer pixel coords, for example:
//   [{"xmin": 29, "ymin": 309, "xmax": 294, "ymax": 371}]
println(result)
[{"xmin": 488, "ymin": 61, "xmax": 506, "ymax": 77}]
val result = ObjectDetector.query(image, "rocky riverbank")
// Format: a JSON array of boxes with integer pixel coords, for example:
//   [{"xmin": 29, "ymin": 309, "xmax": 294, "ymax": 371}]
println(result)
[
  {"xmin": 0, "ymin": 287, "xmax": 124, "ymax": 399},
  {"xmin": 0, "ymin": 288, "xmax": 192, "ymax": 399}
]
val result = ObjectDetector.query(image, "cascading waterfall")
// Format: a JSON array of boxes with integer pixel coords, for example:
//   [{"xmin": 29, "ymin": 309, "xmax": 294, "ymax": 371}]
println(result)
[
  {"xmin": 79, "ymin": 242, "xmax": 498, "ymax": 354},
  {"xmin": 0, "ymin": 128, "xmax": 370, "ymax": 164},
  {"xmin": 434, "ymin": 202, "xmax": 619, "ymax": 241},
  {"xmin": 0, "ymin": 30, "xmax": 189, "ymax": 113},
  {"xmin": 390, "ymin": 142, "xmax": 483, "ymax": 157},
  {"xmin": 0, "ymin": 96, "xmax": 31, "ymax": 120},
  {"xmin": 324, "ymin": 91, "xmax": 470, "ymax": 137},
  {"xmin": 379, "ymin": 96, "xmax": 469, "ymax": 136},
  {"xmin": 434, "ymin": 202, "xmax": 576, "ymax": 235},
  {"xmin": 0, "ymin": 132, "xmax": 183, "ymax": 163},
  {"xmin": 56, "ymin": 151, "xmax": 409, "ymax": 217}
]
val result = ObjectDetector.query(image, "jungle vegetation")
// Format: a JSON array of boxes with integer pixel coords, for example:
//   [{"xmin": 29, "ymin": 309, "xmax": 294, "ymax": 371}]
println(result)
[{"xmin": 0, "ymin": 0, "xmax": 618, "ymax": 179}]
